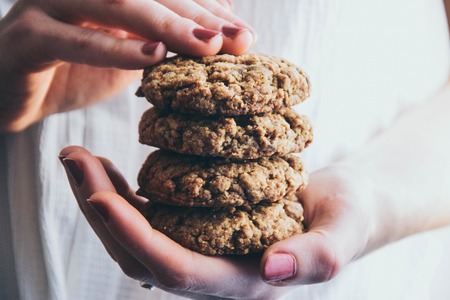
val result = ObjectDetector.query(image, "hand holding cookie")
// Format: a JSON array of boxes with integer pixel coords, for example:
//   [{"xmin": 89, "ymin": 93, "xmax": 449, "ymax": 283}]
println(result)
[
  {"xmin": 59, "ymin": 146, "xmax": 379, "ymax": 298},
  {"xmin": 0, "ymin": 0, "xmax": 255, "ymax": 132}
]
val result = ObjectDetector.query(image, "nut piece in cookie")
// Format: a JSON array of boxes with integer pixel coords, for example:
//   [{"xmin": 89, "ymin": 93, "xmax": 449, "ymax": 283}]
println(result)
[
  {"xmin": 138, "ymin": 107, "xmax": 313, "ymax": 159},
  {"xmin": 136, "ymin": 53, "xmax": 311, "ymax": 116},
  {"xmin": 137, "ymin": 150, "xmax": 308, "ymax": 207},
  {"xmin": 144, "ymin": 196, "xmax": 304, "ymax": 255}
]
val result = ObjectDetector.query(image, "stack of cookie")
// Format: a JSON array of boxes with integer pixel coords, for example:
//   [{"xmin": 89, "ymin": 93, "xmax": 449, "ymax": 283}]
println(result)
[{"xmin": 136, "ymin": 54, "xmax": 313, "ymax": 255}]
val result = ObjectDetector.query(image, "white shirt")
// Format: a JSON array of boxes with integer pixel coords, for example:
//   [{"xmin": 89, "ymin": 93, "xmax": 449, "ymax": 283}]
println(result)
[{"xmin": 1, "ymin": 1, "xmax": 449, "ymax": 299}]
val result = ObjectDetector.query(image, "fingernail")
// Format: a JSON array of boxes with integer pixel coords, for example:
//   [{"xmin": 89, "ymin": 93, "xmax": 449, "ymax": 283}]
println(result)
[
  {"xmin": 234, "ymin": 21, "xmax": 255, "ymax": 32},
  {"xmin": 62, "ymin": 158, "xmax": 84, "ymax": 187},
  {"xmin": 233, "ymin": 21, "xmax": 257, "ymax": 41},
  {"xmin": 58, "ymin": 154, "xmax": 66, "ymax": 164},
  {"xmin": 142, "ymin": 42, "xmax": 161, "ymax": 55},
  {"xmin": 264, "ymin": 253, "xmax": 296, "ymax": 282},
  {"xmin": 222, "ymin": 24, "xmax": 246, "ymax": 38},
  {"xmin": 193, "ymin": 28, "xmax": 221, "ymax": 41},
  {"xmin": 87, "ymin": 199, "xmax": 109, "ymax": 222}
]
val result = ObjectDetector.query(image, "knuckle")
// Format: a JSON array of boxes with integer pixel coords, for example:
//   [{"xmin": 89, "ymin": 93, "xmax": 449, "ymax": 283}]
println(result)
[
  {"xmin": 218, "ymin": 0, "xmax": 233, "ymax": 10},
  {"xmin": 313, "ymin": 240, "xmax": 340, "ymax": 283},
  {"xmin": 191, "ymin": 11, "xmax": 213, "ymax": 25},
  {"xmin": 71, "ymin": 30, "xmax": 95, "ymax": 52},
  {"xmin": 155, "ymin": 14, "xmax": 175, "ymax": 32},
  {"xmin": 4, "ymin": 8, "xmax": 42, "ymax": 43},
  {"xmin": 156, "ymin": 271, "xmax": 194, "ymax": 292},
  {"xmin": 153, "ymin": 259, "xmax": 199, "ymax": 292},
  {"xmin": 1, "ymin": 7, "xmax": 52, "ymax": 65},
  {"xmin": 117, "ymin": 260, "xmax": 145, "ymax": 280},
  {"xmin": 194, "ymin": 0, "xmax": 229, "ymax": 15}
]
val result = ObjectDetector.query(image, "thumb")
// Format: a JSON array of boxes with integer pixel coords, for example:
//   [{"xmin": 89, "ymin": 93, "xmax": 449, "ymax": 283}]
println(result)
[
  {"xmin": 260, "ymin": 231, "xmax": 340, "ymax": 285},
  {"xmin": 260, "ymin": 166, "xmax": 376, "ymax": 286}
]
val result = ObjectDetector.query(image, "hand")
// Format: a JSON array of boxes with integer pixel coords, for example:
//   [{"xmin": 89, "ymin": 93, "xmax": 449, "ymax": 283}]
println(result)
[
  {"xmin": 60, "ymin": 146, "xmax": 382, "ymax": 299},
  {"xmin": 262, "ymin": 165, "xmax": 379, "ymax": 285},
  {"xmin": 0, "ymin": 0, "xmax": 255, "ymax": 132}
]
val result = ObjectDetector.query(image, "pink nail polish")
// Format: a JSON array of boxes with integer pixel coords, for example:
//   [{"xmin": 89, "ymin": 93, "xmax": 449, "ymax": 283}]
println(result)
[
  {"xmin": 264, "ymin": 253, "xmax": 296, "ymax": 282},
  {"xmin": 233, "ymin": 21, "xmax": 257, "ymax": 38},
  {"xmin": 193, "ymin": 28, "xmax": 221, "ymax": 41},
  {"xmin": 62, "ymin": 158, "xmax": 84, "ymax": 187},
  {"xmin": 222, "ymin": 24, "xmax": 245, "ymax": 38},
  {"xmin": 142, "ymin": 42, "xmax": 161, "ymax": 55}
]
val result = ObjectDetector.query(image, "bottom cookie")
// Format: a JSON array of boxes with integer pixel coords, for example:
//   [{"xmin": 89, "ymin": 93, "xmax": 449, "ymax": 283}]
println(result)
[{"xmin": 144, "ymin": 197, "xmax": 304, "ymax": 256}]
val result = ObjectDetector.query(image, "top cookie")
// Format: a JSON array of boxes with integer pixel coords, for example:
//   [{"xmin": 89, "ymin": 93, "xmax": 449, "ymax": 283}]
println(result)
[{"xmin": 136, "ymin": 53, "xmax": 310, "ymax": 116}]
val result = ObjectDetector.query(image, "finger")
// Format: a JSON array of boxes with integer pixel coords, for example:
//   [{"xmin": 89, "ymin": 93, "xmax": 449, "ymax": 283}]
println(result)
[
  {"xmin": 263, "ymin": 196, "xmax": 370, "ymax": 285},
  {"xmin": 261, "ymin": 232, "xmax": 339, "ymax": 285},
  {"xmin": 59, "ymin": 147, "xmax": 286, "ymax": 298},
  {"xmin": 89, "ymin": 193, "xmax": 152, "ymax": 282},
  {"xmin": 156, "ymin": 0, "xmax": 253, "ymax": 55},
  {"xmin": 60, "ymin": 147, "xmax": 147, "ymax": 210},
  {"xmin": 193, "ymin": 0, "xmax": 258, "ymax": 45},
  {"xmin": 96, "ymin": 156, "xmax": 148, "ymax": 210},
  {"xmin": 59, "ymin": 147, "xmax": 150, "ymax": 281},
  {"xmin": 37, "ymin": 15, "xmax": 167, "ymax": 69},
  {"xmin": 59, "ymin": 146, "xmax": 115, "ymax": 197},
  {"xmin": 215, "ymin": 0, "xmax": 234, "ymax": 11},
  {"xmin": 47, "ymin": 0, "xmax": 224, "ymax": 56},
  {"xmin": 4, "ymin": 8, "xmax": 167, "ymax": 70},
  {"xmin": 58, "ymin": 147, "xmax": 245, "ymax": 294}
]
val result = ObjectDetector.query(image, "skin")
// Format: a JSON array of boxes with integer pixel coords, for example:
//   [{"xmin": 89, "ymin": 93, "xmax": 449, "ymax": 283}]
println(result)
[
  {"xmin": 2, "ymin": 0, "xmax": 450, "ymax": 298},
  {"xmin": 58, "ymin": 78, "xmax": 450, "ymax": 299},
  {"xmin": 60, "ymin": 1, "xmax": 450, "ymax": 297},
  {"xmin": 0, "ymin": 0, "xmax": 255, "ymax": 132}
]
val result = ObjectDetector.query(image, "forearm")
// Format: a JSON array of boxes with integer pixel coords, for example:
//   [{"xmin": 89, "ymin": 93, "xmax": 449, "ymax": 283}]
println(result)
[{"xmin": 339, "ymin": 79, "xmax": 450, "ymax": 252}]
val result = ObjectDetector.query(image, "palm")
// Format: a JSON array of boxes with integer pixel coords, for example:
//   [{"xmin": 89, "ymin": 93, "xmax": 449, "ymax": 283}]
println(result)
[
  {"xmin": 1, "ymin": 62, "xmax": 139, "ymax": 131},
  {"xmin": 44, "ymin": 63, "xmax": 140, "ymax": 113}
]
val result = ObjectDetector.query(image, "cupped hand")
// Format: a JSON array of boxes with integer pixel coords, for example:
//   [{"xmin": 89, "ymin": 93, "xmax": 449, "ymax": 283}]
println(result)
[
  {"xmin": 261, "ymin": 166, "xmax": 379, "ymax": 285},
  {"xmin": 60, "ymin": 146, "xmax": 380, "ymax": 299},
  {"xmin": 0, "ymin": 0, "xmax": 255, "ymax": 132}
]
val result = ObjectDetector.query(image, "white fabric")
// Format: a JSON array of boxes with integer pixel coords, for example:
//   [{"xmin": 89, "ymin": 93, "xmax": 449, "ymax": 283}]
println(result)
[{"xmin": 1, "ymin": 0, "xmax": 449, "ymax": 299}]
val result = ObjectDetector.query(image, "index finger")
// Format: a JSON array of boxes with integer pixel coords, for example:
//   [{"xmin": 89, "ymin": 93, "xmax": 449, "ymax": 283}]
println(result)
[{"xmin": 46, "ymin": 0, "xmax": 224, "ymax": 56}]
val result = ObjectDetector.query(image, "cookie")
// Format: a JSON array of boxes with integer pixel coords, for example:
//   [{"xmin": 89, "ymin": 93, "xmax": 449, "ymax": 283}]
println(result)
[
  {"xmin": 137, "ymin": 150, "xmax": 307, "ymax": 207},
  {"xmin": 138, "ymin": 108, "xmax": 313, "ymax": 159},
  {"xmin": 136, "ymin": 54, "xmax": 310, "ymax": 116},
  {"xmin": 144, "ymin": 197, "xmax": 304, "ymax": 255}
]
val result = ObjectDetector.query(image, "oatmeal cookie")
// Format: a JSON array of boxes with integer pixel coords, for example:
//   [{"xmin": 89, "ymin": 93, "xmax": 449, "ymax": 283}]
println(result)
[
  {"xmin": 137, "ymin": 150, "xmax": 307, "ymax": 207},
  {"xmin": 138, "ymin": 108, "xmax": 313, "ymax": 159},
  {"xmin": 136, "ymin": 54, "xmax": 310, "ymax": 116},
  {"xmin": 144, "ymin": 196, "xmax": 304, "ymax": 255}
]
